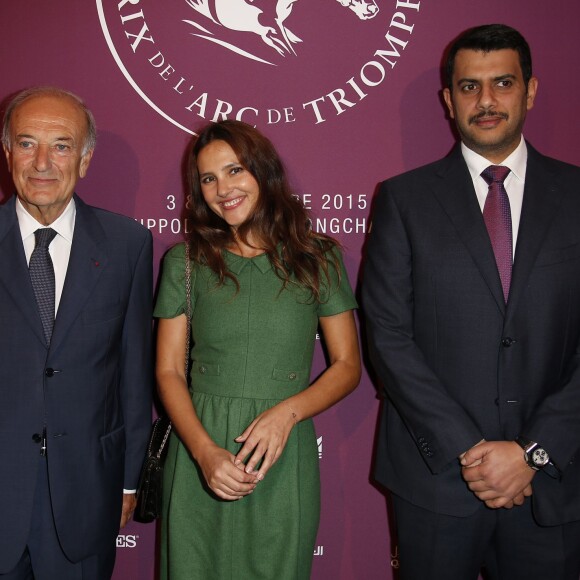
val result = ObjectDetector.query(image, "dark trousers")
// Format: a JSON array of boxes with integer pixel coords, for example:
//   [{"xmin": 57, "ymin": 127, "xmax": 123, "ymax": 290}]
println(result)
[
  {"xmin": 1, "ymin": 458, "xmax": 116, "ymax": 580},
  {"xmin": 392, "ymin": 494, "xmax": 580, "ymax": 580}
]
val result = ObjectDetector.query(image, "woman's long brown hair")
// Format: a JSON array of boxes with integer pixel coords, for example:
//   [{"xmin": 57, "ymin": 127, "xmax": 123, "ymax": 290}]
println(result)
[{"xmin": 186, "ymin": 120, "xmax": 340, "ymax": 302}]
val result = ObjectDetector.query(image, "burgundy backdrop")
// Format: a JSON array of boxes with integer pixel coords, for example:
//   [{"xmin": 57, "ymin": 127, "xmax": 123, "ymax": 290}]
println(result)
[{"xmin": 1, "ymin": 2, "xmax": 579, "ymax": 578}]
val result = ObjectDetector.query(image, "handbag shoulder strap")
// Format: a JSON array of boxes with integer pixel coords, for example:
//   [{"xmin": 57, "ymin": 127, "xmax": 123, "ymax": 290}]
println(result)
[
  {"xmin": 184, "ymin": 242, "xmax": 192, "ymax": 378},
  {"xmin": 145, "ymin": 242, "xmax": 193, "ymax": 460}
]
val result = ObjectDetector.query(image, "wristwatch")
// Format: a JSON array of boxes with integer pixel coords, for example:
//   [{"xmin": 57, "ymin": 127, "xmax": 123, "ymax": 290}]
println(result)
[{"xmin": 515, "ymin": 437, "xmax": 551, "ymax": 470}]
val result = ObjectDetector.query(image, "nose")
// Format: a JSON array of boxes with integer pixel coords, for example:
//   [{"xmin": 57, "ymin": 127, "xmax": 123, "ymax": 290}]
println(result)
[
  {"xmin": 216, "ymin": 177, "xmax": 232, "ymax": 198},
  {"xmin": 33, "ymin": 144, "xmax": 52, "ymax": 172},
  {"xmin": 477, "ymin": 83, "xmax": 497, "ymax": 110}
]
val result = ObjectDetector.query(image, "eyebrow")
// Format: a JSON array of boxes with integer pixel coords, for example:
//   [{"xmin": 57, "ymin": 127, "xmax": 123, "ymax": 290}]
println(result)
[
  {"xmin": 456, "ymin": 73, "xmax": 517, "ymax": 85},
  {"xmin": 199, "ymin": 162, "xmax": 240, "ymax": 178},
  {"xmin": 15, "ymin": 133, "xmax": 75, "ymax": 143}
]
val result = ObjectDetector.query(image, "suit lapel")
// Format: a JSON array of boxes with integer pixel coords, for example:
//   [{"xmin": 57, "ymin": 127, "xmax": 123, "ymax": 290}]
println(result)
[
  {"xmin": 431, "ymin": 147, "xmax": 506, "ymax": 314},
  {"xmin": 0, "ymin": 196, "xmax": 47, "ymax": 345},
  {"xmin": 50, "ymin": 196, "xmax": 108, "ymax": 353},
  {"xmin": 507, "ymin": 145, "xmax": 564, "ymax": 317}
]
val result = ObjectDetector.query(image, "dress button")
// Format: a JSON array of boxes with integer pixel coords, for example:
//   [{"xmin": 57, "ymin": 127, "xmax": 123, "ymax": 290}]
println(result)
[
  {"xmin": 501, "ymin": 337, "xmax": 515, "ymax": 347},
  {"xmin": 288, "ymin": 372, "xmax": 297, "ymax": 380},
  {"xmin": 45, "ymin": 368, "xmax": 55, "ymax": 377},
  {"xmin": 199, "ymin": 365, "xmax": 206, "ymax": 374}
]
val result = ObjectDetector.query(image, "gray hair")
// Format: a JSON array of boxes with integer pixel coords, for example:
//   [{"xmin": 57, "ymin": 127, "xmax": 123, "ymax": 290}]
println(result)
[{"xmin": 1, "ymin": 86, "xmax": 97, "ymax": 155}]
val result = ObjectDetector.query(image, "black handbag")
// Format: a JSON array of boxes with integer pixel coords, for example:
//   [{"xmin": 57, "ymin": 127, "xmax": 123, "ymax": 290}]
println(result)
[
  {"xmin": 134, "ymin": 243, "xmax": 192, "ymax": 523},
  {"xmin": 134, "ymin": 416, "xmax": 172, "ymax": 523}
]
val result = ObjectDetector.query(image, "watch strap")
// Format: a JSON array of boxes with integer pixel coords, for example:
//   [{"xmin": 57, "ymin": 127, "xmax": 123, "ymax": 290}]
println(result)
[{"xmin": 515, "ymin": 436, "xmax": 560, "ymax": 479}]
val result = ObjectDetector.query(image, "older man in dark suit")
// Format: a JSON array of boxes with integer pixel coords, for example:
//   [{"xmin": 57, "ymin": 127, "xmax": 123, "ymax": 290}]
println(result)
[
  {"xmin": 0, "ymin": 87, "xmax": 152, "ymax": 579},
  {"xmin": 363, "ymin": 24, "xmax": 580, "ymax": 579}
]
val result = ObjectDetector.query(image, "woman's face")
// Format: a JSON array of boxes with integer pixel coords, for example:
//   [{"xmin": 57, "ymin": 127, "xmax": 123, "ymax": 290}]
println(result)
[{"xmin": 197, "ymin": 139, "xmax": 260, "ymax": 230}]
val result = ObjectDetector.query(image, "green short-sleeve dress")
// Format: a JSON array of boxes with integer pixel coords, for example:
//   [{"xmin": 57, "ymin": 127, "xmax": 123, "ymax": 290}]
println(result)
[{"xmin": 154, "ymin": 243, "xmax": 357, "ymax": 580}]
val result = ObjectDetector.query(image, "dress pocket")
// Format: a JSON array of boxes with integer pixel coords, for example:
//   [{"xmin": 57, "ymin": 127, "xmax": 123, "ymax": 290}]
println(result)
[
  {"xmin": 191, "ymin": 361, "xmax": 220, "ymax": 376},
  {"xmin": 272, "ymin": 367, "xmax": 308, "ymax": 384}
]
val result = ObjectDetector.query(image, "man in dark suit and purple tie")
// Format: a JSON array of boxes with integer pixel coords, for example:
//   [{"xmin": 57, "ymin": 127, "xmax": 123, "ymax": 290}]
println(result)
[
  {"xmin": 363, "ymin": 24, "xmax": 580, "ymax": 579},
  {"xmin": 0, "ymin": 87, "xmax": 153, "ymax": 579}
]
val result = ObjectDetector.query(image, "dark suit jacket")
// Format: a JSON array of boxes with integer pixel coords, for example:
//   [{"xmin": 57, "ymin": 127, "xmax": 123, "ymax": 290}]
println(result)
[
  {"xmin": 363, "ymin": 144, "xmax": 580, "ymax": 526},
  {"xmin": 0, "ymin": 194, "xmax": 153, "ymax": 571}
]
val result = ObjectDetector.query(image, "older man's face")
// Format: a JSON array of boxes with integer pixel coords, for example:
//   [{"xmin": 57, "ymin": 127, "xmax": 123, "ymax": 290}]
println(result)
[{"xmin": 3, "ymin": 95, "xmax": 93, "ymax": 225}]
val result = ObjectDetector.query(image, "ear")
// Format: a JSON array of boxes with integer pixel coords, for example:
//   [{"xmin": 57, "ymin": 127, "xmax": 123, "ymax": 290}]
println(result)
[
  {"xmin": 78, "ymin": 149, "xmax": 94, "ymax": 179},
  {"xmin": 526, "ymin": 77, "xmax": 538, "ymax": 111},
  {"xmin": 2, "ymin": 144, "xmax": 12, "ymax": 173},
  {"xmin": 442, "ymin": 88, "xmax": 455, "ymax": 119}
]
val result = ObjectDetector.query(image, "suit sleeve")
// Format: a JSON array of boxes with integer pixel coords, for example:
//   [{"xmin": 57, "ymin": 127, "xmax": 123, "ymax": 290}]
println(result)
[
  {"xmin": 120, "ymin": 230, "xmax": 154, "ymax": 489},
  {"xmin": 522, "ymin": 335, "xmax": 580, "ymax": 471},
  {"xmin": 362, "ymin": 182, "xmax": 483, "ymax": 473},
  {"xmin": 515, "ymin": 163, "xmax": 580, "ymax": 472}
]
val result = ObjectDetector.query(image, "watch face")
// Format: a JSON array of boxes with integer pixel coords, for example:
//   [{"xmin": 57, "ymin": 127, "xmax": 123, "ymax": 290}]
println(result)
[{"xmin": 531, "ymin": 447, "xmax": 549, "ymax": 467}]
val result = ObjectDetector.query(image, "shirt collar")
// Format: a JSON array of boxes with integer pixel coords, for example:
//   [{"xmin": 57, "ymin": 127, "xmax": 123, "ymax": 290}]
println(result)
[
  {"xmin": 225, "ymin": 250, "xmax": 273, "ymax": 275},
  {"xmin": 16, "ymin": 197, "xmax": 76, "ymax": 243},
  {"xmin": 461, "ymin": 135, "xmax": 528, "ymax": 183}
]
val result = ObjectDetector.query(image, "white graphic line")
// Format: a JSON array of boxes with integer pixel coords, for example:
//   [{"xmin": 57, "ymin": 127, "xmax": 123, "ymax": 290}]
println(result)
[
  {"xmin": 191, "ymin": 34, "xmax": 276, "ymax": 66},
  {"xmin": 183, "ymin": 19, "xmax": 214, "ymax": 36},
  {"xmin": 96, "ymin": 0, "xmax": 195, "ymax": 135}
]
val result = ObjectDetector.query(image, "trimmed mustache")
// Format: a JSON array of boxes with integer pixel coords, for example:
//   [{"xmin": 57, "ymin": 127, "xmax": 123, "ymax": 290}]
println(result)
[{"xmin": 468, "ymin": 110, "xmax": 509, "ymax": 125}]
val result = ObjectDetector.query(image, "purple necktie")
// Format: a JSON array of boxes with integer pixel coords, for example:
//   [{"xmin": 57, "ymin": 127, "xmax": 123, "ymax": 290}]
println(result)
[
  {"xmin": 29, "ymin": 227, "xmax": 57, "ymax": 345},
  {"xmin": 481, "ymin": 165, "xmax": 512, "ymax": 303}
]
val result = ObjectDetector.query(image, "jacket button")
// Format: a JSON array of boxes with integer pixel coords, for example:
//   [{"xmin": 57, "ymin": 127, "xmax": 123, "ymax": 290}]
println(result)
[
  {"xmin": 501, "ymin": 337, "xmax": 515, "ymax": 347},
  {"xmin": 199, "ymin": 365, "xmax": 206, "ymax": 374},
  {"xmin": 288, "ymin": 372, "xmax": 297, "ymax": 380},
  {"xmin": 45, "ymin": 368, "xmax": 55, "ymax": 377},
  {"xmin": 32, "ymin": 433, "xmax": 42, "ymax": 443}
]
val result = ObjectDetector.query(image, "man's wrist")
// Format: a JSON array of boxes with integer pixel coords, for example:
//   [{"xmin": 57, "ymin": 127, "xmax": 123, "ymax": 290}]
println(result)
[{"xmin": 515, "ymin": 437, "xmax": 560, "ymax": 478}]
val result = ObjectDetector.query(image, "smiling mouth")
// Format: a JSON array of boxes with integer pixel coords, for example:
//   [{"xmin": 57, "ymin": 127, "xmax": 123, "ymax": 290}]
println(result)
[
  {"xmin": 220, "ymin": 196, "xmax": 244, "ymax": 209},
  {"xmin": 28, "ymin": 177, "xmax": 58, "ymax": 186}
]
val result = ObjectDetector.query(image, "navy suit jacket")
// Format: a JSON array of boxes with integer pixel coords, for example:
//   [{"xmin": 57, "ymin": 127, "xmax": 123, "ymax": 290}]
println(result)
[
  {"xmin": 0, "ymin": 194, "xmax": 153, "ymax": 571},
  {"xmin": 363, "ymin": 144, "xmax": 580, "ymax": 526}
]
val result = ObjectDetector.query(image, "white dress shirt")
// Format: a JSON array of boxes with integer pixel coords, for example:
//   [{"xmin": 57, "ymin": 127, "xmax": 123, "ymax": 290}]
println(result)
[
  {"xmin": 16, "ymin": 197, "xmax": 75, "ymax": 314},
  {"xmin": 461, "ymin": 135, "xmax": 528, "ymax": 258}
]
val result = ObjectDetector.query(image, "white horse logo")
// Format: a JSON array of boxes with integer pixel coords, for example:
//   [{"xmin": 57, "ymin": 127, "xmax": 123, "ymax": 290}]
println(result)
[
  {"xmin": 184, "ymin": 0, "xmax": 379, "ymax": 65},
  {"xmin": 336, "ymin": 0, "xmax": 379, "ymax": 20}
]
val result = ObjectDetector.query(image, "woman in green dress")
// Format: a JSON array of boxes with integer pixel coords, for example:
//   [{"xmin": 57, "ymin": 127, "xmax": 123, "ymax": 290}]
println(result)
[{"xmin": 155, "ymin": 120, "xmax": 360, "ymax": 579}]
